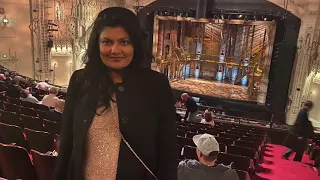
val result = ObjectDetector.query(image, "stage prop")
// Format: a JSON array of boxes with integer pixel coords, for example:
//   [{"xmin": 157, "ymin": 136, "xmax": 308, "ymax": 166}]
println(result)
[{"xmin": 138, "ymin": 0, "xmax": 300, "ymax": 122}]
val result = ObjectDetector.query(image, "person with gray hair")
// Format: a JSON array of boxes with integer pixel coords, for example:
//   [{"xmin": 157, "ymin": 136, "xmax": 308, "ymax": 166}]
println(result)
[
  {"xmin": 41, "ymin": 86, "xmax": 60, "ymax": 108},
  {"xmin": 46, "ymin": 99, "xmax": 65, "ymax": 122},
  {"xmin": 181, "ymin": 93, "xmax": 199, "ymax": 123},
  {"xmin": 178, "ymin": 134, "xmax": 239, "ymax": 180}
]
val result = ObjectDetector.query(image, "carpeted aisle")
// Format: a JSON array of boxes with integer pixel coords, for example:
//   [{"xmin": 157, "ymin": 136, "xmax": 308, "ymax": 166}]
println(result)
[{"xmin": 255, "ymin": 144, "xmax": 320, "ymax": 180}]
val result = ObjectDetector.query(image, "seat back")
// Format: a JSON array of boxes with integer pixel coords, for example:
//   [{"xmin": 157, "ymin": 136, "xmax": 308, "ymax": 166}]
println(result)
[
  {"xmin": 177, "ymin": 136, "xmax": 194, "ymax": 147},
  {"xmin": 0, "ymin": 110, "xmax": 23, "ymax": 128},
  {"xmin": 183, "ymin": 145, "xmax": 197, "ymax": 159},
  {"xmin": 219, "ymin": 133, "xmax": 241, "ymax": 141},
  {"xmin": 25, "ymin": 128, "xmax": 54, "ymax": 153},
  {"xmin": 0, "ymin": 143, "xmax": 37, "ymax": 180},
  {"xmin": 227, "ymin": 145, "xmax": 256, "ymax": 159},
  {"xmin": 216, "ymin": 137, "xmax": 234, "ymax": 146},
  {"xmin": 3, "ymin": 102, "xmax": 20, "ymax": 114},
  {"xmin": 21, "ymin": 114, "xmax": 44, "ymax": 131},
  {"xmin": 31, "ymin": 150, "xmax": 57, "ymax": 180},
  {"xmin": 235, "ymin": 140, "xmax": 257, "ymax": 149},
  {"xmin": 43, "ymin": 119, "xmax": 61, "ymax": 135},
  {"xmin": 186, "ymin": 131, "xmax": 197, "ymax": 138},
  {"xmin": 217, "ymin": 153, "xmax": 250, "ymax": 172},
  {"xmin": 20, "ymin": 106, "xmax": 38, "ymax": 117},
  {"xmin": 7, "ymin": 97, "xmax": 20, "ymax": 105},
  {"xmin": 236, "ymin": 169, "xmax": 250, "ymax": 180},
  {"xmin": 0, "ymin": 122, "xmax": 28, "ymax": 149}
]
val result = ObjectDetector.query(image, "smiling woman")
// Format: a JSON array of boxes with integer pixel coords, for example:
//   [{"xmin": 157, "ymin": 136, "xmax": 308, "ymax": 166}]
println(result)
[{"xmin": 53, "ymin": 7, "xmax": 177, "ymax": 180}]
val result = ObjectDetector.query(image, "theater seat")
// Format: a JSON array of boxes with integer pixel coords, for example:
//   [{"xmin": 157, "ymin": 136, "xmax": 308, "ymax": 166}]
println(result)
[
  {"xmin": 0, "ymin": 122, "xmax": 28, "ymax": 149},
  {"xmin": 43, "ymin": 119, "xmax": 61, "ymax": 135},
  {"xmin": 21, "ymin": 114, "xmax": 44, "ymax": 131},
  {"xmin": 183, "ymin": 145, "xmax": 197, "ymax": 159},
  {"xmin": 31, "ymin": 150, "xmax": 57, "ymax": 180},
  {"xmin": 0, "ymin": 143, "xmax": 37, "ymax": 180},
  {"xmin": 25, "ymin": 128, "xmax": 54, "ymax": 153},
  {"xmin": 0, "ymin": 110, "xmax": 23, "ymax": 128},
  {"xmin": 217, "ymin": 153, "xmax": 250, "ymax": 172}
]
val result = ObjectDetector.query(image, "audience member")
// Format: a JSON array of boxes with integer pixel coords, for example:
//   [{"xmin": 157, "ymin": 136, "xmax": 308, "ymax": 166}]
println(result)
[
  {"xmin": 36, "ymin": 80, "xmax": 52, "ymax": 91},
  {"xmin": 178, "ymin": 134, "xmax": 239, "ymax": 180},
  {"xmin": 20, "ymin": 90, "xmax": 40, "ymax": 104},
  {"xmin": 201, "ymin": 111, "xmax": 215, "ymax": 127},
  {"xmin": 46, "ymin": 99, "xmax": 65, "ymax": 122},
  {"xmin": 0, "ymin": 74, "xmax": 7, "ymax": 91},
  {"xmin": 181, "ymin": 93, "xmax": 199, "ymax": 123},
  {"xmin": 6, "ymin": 76, "xmax": 24, "ymax": 98},
  {"xmin": 41, "ymin": 87, "xmax": 60, "ymax": 108}
]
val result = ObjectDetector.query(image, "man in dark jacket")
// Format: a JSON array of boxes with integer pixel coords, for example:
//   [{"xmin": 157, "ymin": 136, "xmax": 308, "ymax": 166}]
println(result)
[
  {"xmin": 181, "ymin": 93, "xmax": 199, "ymax": 123},
  {"xmin": 283, "ymin": 101, "xmax": 315, "ymax": 162}
]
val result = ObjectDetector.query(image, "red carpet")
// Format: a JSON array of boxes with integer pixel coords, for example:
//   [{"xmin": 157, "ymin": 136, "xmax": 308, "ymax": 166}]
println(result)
[{"xmin": 255, "ymin": 144, "xmax": 320, "ymax": 180}]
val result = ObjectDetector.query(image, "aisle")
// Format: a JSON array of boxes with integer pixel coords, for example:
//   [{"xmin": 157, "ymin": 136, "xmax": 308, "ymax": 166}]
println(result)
[{"xmin": 255, "ymin": 144, "xmax": 320, "ymax": 180}]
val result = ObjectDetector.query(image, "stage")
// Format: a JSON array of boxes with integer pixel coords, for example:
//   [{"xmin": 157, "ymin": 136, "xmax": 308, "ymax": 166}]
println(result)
[{"xmin": 170, "ymin": 78, "xmax": 255, "ymax": 102}]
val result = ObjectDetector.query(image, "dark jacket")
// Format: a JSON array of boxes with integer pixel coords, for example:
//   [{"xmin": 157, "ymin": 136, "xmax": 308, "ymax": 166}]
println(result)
[
  {"xmin": 178, "ymin": 160, "xmax": 239, "ymax": 180},
  {"xmin": 53, "ymin": 68, "xmax": 177, "ymax": 180},
  {"xmin": 290, "ymin": 108, "xmax": 314, "ymax": 138},
  {"xmin": 46, "ymin": 109, "xmax": 63, "ymax": 122},
  {"xmin": 184, "ymin": 98, "xmax": 198, "ymax": 119}
]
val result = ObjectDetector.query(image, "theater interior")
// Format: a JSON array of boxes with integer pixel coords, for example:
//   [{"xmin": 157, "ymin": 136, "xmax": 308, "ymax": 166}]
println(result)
[{"xmin": 0, "ymin": 0, "xmax": 320, "ymax": 179}]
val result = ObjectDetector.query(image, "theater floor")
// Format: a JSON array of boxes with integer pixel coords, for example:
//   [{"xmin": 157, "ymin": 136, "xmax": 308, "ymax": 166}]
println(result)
[{"xmin": 254, "ymin": 144, "xmax": 320, "ymax": 180}]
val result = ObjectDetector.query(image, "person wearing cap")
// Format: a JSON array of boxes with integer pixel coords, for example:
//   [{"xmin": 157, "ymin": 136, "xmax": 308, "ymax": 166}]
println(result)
[{"xmin": 178, "ymin": 134, "xmax": 239, "ymax": 180}]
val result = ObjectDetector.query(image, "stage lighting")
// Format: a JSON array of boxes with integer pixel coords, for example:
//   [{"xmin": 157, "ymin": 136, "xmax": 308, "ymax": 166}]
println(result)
[
  {"xmin": 264, "ymin": 17, "xmax": 267, "ymax": 21},
  {"xmin": 221, "ymin": 14, "xmax": 225, "ymax": 19},
  {"xmin": 238, "ymin": 14, "xmax": 243, "ymax": 18}
]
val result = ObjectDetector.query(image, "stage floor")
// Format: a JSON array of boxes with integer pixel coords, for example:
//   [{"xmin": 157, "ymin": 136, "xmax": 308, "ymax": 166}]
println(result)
[{"xmin": 170, "ymin": 78, "xmax": 254, "ymax": 101}]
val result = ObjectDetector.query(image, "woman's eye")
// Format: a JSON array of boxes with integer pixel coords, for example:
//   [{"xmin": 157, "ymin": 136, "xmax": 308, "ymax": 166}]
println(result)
[
  {"xmin": 102, "ymin": 40, "xmax": 112, "ymax": 45},
  {"xmin": 120, "ymin": 40, "xmax": 130, "ymax": 45}
]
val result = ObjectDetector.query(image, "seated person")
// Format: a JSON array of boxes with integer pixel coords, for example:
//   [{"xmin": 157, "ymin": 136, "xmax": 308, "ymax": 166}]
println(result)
[
  {"xmin": 20, "ymin": 90, "xmax": 40, "ymax": 104},
  {"xmin": 200, "ymin": 111, "xmax": 215, "ymax": 127},
  {"xmin": 41, "ymin": 87, "xmax": 60, "ymax": 108},
  {"xmin": 6, "ymin": 76, "xmax": 23, "ymax": 98},
  {"xmin": 178, "ymin": 134, "xmax": 239, "ymax": 180},
  {"xmin": 46, "ymin": 99, "xmax": 65, "ymax": 122}
]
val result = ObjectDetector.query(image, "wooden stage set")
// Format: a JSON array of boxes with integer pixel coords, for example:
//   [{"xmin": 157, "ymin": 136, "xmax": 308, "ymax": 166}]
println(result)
[{"xmin": 170, "ymin": 78, "xmax": 254, "ymax": 102}]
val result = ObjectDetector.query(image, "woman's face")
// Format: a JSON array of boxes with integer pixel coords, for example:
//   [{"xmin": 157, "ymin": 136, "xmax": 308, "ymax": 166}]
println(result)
[{"xmin": 99, "ymin": 26, "xmax": 134, "ymax": 70}]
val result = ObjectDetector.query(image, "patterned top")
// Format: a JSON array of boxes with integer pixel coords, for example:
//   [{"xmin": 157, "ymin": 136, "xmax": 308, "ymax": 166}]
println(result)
[{"xmin": 84, "ymin": 101, "xmax": 121, "ymax": 180}]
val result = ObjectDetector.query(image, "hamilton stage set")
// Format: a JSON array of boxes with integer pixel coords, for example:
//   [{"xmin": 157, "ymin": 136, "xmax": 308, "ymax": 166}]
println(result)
[{"xmin": 138, "ymin": 0, "xmax": 301, "ymax": 143}]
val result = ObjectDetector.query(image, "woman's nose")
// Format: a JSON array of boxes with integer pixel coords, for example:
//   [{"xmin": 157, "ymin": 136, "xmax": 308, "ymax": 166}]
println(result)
[{"xmin": 111, "ymin": 44, "xmax": 121, "ymax": 54}]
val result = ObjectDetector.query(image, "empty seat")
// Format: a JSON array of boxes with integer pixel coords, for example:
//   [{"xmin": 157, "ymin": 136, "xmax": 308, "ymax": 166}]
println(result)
[
  {"xmin": 21, "ymin": 114, "xmax": 44, "ymax": 131},
  {"xmin": 20, "ymin": 100, "xmax": 35, "ymax": 108},
  {"xmin": 236, "ymin": 169, "xmax": 250, "ymax": 180},
  {"xmin": 186, "ymin": 131, "xmax": 197, "ymax": 138},
  {"xmin": 0, "ymin": 109, "xmax": 23, "ymax": 128},
  {"xmin": 25, "ymin": 128, "xmax": 54, "ymax": 153},
  {"xmin": 219, "ymin": 143, "xmax": 226, "ymax": 153},
  {"xmin": 20, "ymin": 106, "xmax": 38, "ymax": 117},
  {"xmin": 183, "ymin": 145, "xmax": 197, "ymax": 159},
  {"xmin": 227, "ymin": 145, "xmax": 256, "ymax": 160},
  {"xmin": 0, "ymin": 143, "xmax": 37, "ymax": 180},
  {"xmin": 219, "ymin": 133, "xmax": 240, "ymax": 141},
  {"xmin": 31, "ymin": 150, "xmax": 57, "ymax": 180},
  {"xmin": 37, "ymin": 110, "xmax": 48, "ymax": 119},
  {"xmin": 217, "ymin": 153, "xmax": 251, "ymax": 172},
  {"xmin": 3, "ymin": 102, "xmax": 20, "ymax": 114},
  {"xmin": 0, "ymin": 122, "xmax": 28, "ymax": 149},
  {"xmin": 7, "ymin": 96, "xmax": 20, "ymax": 105},
  {"xmin": 216, "ymin": 137, "xmax": 234, "ymax": 146},
  {"xmin": 177, "ymin": 136, "xmax": 194, "ymax": 147},
  {"xmin": 43, "ymin": 119, "xmax": 61, "ymax": 135},
  {"xmin": 235, "ymin": 140, "xmax": 258, "ymax": 150}
]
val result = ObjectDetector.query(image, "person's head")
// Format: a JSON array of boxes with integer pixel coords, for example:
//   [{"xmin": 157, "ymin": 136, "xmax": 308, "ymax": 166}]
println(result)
[
  {"xmin": 181, "ymin": 93, "xmax": 189, "ymax": 101},
  {"xmin": 49, "ymin": 87, "xmax": 59, "ymax": 95},
  {"xmin": 82, "ymin": 7, "xmax": 150, "ymax": 111},
  {"xmin": 84, "ymin": 7, "xmax": 148, "ymax": 73},
  {"xmin": 204, "ymin": 112, "xmax": 213, "ymax": 122},
  {"xmin": 304, "ymin": 101, "xmax": 314, "ymax": 111},
  {"xmin": 54, "ymin": 99, "xmax": 65, "ymax": 113},
  {"xmin": 193, "ymin": 134, "xmax": 219, "ymax": 165},
  {"xmin": 20, "ymin": 90, "xmax": 28, "ymax": 99},
  {"xmin": 12, "ymin": 76, "xmax": 21, "ymax": 85}
]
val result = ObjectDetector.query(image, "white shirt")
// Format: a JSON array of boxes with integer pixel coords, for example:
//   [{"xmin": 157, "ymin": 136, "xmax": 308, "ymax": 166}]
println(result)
[
  {"xmin": 200, "ymin": 119, "xmax": 215, "ymax": 127},
  {"xmin": 41, "ymin": 94, "xmax": 59, "ymax": 108}
]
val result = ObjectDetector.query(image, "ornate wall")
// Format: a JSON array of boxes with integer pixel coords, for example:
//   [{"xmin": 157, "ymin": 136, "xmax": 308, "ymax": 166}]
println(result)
[{"xmin": 269, "ymin": 0, "xmax": 320, "ymax": 126}]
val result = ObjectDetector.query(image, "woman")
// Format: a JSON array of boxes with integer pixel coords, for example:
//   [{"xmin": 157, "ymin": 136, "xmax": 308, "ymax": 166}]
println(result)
[
  {"xmin": 53, "ymin": 7, "xmax": 177, "ymax": 180},
  {"xmin": 200, "ymin": 111, "xmax": 215, "ymax": 127}
]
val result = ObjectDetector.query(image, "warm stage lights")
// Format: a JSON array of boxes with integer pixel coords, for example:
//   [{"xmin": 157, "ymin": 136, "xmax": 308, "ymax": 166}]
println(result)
[{"xmin": 2, "ymin": 17, "xmax": 8, "ymax": 24}]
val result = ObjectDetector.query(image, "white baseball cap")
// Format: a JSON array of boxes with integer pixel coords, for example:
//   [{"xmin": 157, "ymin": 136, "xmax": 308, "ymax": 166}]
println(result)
[{"xmin": 193, "ymin": 133, "xmax": 220, "ymax": 156}]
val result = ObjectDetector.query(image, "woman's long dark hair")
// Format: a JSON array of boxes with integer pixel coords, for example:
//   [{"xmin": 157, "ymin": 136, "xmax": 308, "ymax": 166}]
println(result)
[{"xmin": 81, "ymin": 7, "xmax": 149, "ymax": 112}]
